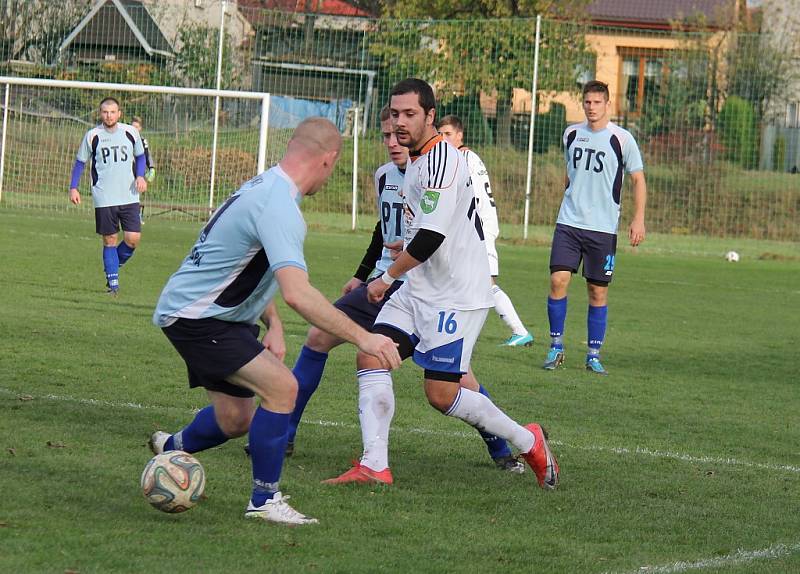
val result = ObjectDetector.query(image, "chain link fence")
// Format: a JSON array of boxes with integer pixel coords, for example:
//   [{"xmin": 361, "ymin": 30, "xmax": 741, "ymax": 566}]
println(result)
[{"xmin": 1, "ymin": 1, "xmax": 798, "ymax": 241}]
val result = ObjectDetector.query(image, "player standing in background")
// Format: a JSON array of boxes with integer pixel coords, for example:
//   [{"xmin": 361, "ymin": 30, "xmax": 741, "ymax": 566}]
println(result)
[
  {"xmin": 437, "ymin": 115, "xmax": 533, "ymax": 347},
  {"xmin": 543, "ymin": 80, "xmax": 647, "ymax": 375},
  {"xmin": 325, "ymin": 79, "xmax": 559, "ymax": 490},
  {"xmin": 69, "ymin": 97, "xmax": 147, "ymax": 294},
  {"xmin": 130, "ymin": 116, "xmax": 155, "ymax": 224},
  {"xmin": 284, "ymin": 106, "xmax": 524, "ymax": 481},
  {"xmin": 148, "ymin": 118, "xmax": 401, "ymax": 525}
]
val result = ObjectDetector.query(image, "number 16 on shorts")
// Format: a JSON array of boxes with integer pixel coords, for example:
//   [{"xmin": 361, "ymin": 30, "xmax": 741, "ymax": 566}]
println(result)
[{"xmin": 437, "ymin": 311, "xmax": 458, "ymax": 334}]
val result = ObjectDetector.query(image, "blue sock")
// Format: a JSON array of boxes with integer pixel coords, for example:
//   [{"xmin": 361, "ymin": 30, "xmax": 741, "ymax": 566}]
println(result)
[
  {"xmin": 587, "ymin": 304, "xmax": 608, "ymax": 359},
  {"xmin": 165, "ymin": 405, "xmax": 228, "ymax": 453},
  {"xmin": 102, "ymin": 246, "xmax": 119, "ymax": 287},
  {"xmin": 477, "ymin": 385, "xmax": 513, "ymax": 460},
  {"xmin": 117, "ymin": 241, "xmax": 135, "ymax": 266},
  {"xmin": 249, "ymin": 407, "xmax": 290, "ymax": 506},
  {"xmin": 288, "ymin": 346, "xmax": 329, "ymax": 443},
  {"xmin": 547, "ymin": 296, "xmax": 567, "ymax": 349}
]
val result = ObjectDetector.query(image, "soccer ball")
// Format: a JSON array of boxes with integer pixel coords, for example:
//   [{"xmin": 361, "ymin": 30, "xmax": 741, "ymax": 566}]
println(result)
[
  {"xmin": 725, "ymin": 250, "xmax": 740, "ymax": 263},
  {"xmin": 141, "ymin": 451, "xmax": 205, "ymax": 513}
]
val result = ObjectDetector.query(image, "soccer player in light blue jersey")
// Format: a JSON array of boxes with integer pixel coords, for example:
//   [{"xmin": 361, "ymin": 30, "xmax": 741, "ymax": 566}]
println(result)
[
  {"xmin": 148, "ymin": 118, "xmax": 401, "ymax": 525},
  {"xmin": 543, "ymin": 80, "xmax": 647, "ymax": 375},
  {"xmin": 69, "ymin": 97, "xmax": 147, "ymax": 294}
]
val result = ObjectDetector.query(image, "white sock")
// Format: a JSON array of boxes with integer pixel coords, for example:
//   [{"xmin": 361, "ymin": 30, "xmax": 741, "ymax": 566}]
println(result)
[
  {"xmin": 492, "ymin": 285, "xmax": 527, "ymax": 336},
  {"xmin": 445, "ymin": 387, "xmax": 534, "ymax": 453},
  {"xmin": 357, "ymin": 369, "xmax": 395, "ymax": 471}
]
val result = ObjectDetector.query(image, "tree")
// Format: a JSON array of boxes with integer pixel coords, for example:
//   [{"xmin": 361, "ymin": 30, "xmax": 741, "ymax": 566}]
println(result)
[
  {"xmin": 173, "ymin": 24, "xmax": 238, "ymax": 89},
  {"xmin": 371, "ymin": 0, "xmax": 591, "ymax": 147}
]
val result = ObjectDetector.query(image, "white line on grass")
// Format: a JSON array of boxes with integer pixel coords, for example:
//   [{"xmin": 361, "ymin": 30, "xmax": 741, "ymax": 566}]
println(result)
[
  {"xmin": 2, "ymin": 386, "xmax": 799, "ymax": 475},
  {"xmin": 607, "ymin": 541, "xmax": 800, "ymax": 574}
]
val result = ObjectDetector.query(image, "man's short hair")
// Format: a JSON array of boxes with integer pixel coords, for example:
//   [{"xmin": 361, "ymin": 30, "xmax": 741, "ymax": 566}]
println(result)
[
  {"xmin": 582, "ymin": 80, "xmax": 609, "ymax": 101},
  {"xmin": 390, "ymin": 78, "xmax": 436, "ymax": 116},
  {"xmin": 131, "ymin": 115, "xmax": 143, "ymax": 126},
  {"xmin": 100, "ymin": 96, "xmax": 120, "ymax": 109},
  {"xmin": 290, "ymin": 117, "xmax": 341, "ymax": 155},
  {"xmin": 379, "ymin": 104, "xmax": 391, "ymax": 122},
  {"xmin": 437, "ymin": 115, "xmax": 463, "ymax": 132}
]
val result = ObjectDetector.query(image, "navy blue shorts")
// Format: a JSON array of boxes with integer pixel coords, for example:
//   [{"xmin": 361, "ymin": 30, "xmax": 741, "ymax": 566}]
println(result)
[
  {"xmin": 549, "ymin": 223, "xmax": 617, "ymax": 284},
  {"xmin": 334, "ymin": 277, "xmax": 403, "ymax": 331},
  {"xmin": 162, "ymin": 318, "xmax": 263, "ymax": 398},
  {"xmin": 95, "ymin": 203, "xmax": 141, "ymax": 236}
]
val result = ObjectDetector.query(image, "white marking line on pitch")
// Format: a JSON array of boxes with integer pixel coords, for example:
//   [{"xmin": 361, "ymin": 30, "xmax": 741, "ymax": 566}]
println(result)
[
  {"xmin": 606, "ymin": 541, "xmax": 800, "ymax": 574},
  {"xmin": 3, "ymin": 387, "xmax": 799, "ymax": 475}
]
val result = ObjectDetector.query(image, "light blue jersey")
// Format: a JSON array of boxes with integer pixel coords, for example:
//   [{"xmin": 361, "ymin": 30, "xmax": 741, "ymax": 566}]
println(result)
[
  {"xmin": 373, "ymin": 161, "xmax": 407, "ymax": 280},
  {"xmin": 76, "ymin": 122, "xmax": 144, "ymax": 208},
  {"xmin": 557, "ymin": 121, "xmax": 644, "ymax": 234},
  {"xmin": 153, "ymin": 166, "xmax": 307, "ymax": 327}
]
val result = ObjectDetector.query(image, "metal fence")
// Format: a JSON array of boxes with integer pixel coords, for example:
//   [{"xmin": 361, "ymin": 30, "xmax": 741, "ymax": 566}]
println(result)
[{"xmin": 1, "ymin": 0, "xmax": 798, "ymax": 241}]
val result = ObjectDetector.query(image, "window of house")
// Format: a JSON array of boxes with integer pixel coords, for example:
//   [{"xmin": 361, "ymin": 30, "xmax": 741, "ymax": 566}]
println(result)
[{"xmin": 618, "ymin": 49, "xmax": 666, "ymax": 116}]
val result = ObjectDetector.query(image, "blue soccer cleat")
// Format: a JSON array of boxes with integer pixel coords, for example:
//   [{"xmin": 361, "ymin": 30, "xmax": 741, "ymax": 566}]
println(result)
[
  {"xmin": 585, "ymin": 356, "xmax": 608, "ymax": 376},
  {"xmin": 503, "ymin": 332, "xmax": 534, "ymax": 347},
  {"xmin": 542, "ymin": 347, "xmax": 564, "ymax": 370}
]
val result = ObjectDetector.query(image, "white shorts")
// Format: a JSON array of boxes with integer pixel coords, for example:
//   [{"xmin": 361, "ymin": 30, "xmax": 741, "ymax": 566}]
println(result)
[
  {"xmin": 484, "ymin": 234, "xmax": 499, "ymax": 276},
  {"xmin": 374, "ymin": 287, "xmax": 489, "ymax": 374}
]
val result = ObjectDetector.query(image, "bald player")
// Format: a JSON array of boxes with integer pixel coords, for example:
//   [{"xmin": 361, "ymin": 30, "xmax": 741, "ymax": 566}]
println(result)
[{"xmin": 148, "ymin": 118, "xmax": 401, "ymax": 526}]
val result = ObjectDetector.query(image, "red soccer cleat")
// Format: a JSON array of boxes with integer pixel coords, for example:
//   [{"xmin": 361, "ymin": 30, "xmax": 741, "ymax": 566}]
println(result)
[
  {"xmin": 520, "ymin": 423, "xmax": 560, "ymax": 490},
  {"xmin": 322, "ymin": 461, "xmax": 394, "ymax": 485}
]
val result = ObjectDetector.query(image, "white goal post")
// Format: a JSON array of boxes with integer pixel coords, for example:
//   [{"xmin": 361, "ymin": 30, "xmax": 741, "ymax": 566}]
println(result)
[{"xmin": 0, "ymin": 76, "xmax": 270, "ymax": 214}]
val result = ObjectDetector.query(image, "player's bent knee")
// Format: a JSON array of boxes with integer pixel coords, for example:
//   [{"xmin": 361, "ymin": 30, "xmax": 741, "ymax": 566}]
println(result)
[
  {"xmin": 424, "ymin": 371, "xmax": 462, "ymax": 413},
  {"xmin": 305, "ymin": 326, "xmax": 341, "ymax": 353}
]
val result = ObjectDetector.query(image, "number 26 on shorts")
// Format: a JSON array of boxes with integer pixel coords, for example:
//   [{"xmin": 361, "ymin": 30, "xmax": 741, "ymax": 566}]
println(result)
[{"xmin": 437, "ymin": 311, "xmax": 458, "ymax": 334}]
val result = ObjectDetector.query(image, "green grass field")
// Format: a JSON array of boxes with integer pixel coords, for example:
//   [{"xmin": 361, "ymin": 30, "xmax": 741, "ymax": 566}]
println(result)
[{"xmin": 1, "ymin": 210, "xmax": 799, "ymax": 573}]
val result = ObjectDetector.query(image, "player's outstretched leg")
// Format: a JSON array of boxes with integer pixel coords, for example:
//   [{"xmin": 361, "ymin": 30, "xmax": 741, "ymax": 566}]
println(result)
[
  {"xmin": 543, "ymin": 296, "xmax": 567, "ymax": 370},
  {"xmin": 323, "ymin": 368, "xmax": 395, "ymax": 485},
  {"xmin": 286, "ymin": 345, "xmax": 330, "ymax": 454},
  {"xmin": 435, "ymin": 383, "xmax": 559, "ymax": 489},
  {"xmin": 149, "ymin": 405, "xmax": 232, "ymax": 454},
  {"xmin": 492, "ymin": 285, "xmax": 533, "ymax": 347}
]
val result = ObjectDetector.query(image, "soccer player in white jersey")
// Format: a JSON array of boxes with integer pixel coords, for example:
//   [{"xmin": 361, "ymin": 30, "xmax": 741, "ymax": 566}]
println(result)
[
  {"xmin": 148, "ymin": 118, "xmax": 401, "ymax": 526},
  {"xmin": 437, "ymin": 114, "xmax": 533, "ymax": 347},
  {"xmin": 543, "ymin": 80, "xmax": 647, "ymax": 375},
  {"xmin": 282, "ymin": 106, "xmax": 523, "ymax": 481},
  {"xmin": 325, "ymin": 78, "xmax": 559, "ymax": 490},
  {"xmin": 69, "ymin": 97, "xmax": 147, "ymax": 294}
]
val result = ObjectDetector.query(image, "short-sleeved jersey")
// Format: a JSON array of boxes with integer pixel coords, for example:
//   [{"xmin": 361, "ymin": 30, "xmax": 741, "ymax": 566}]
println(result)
[
  {"xmin": 400, "ymin": 135, "xmax": 493, "ymax": 310},
  {"xmin": 373, "ymin": 161, "xmax": 407, "ymax": 280},
  {"xmin": 557, "ymin": 121, "xmax": 644, "ymax": 234},
  {"xmin": 76, "ymin": 122, "xmax": 145, "ymax": 208},
  {"xmin": 461, "ymin": 147, "xmax": 499, "ymax": 239},
  {"xmin": 153, "ymin": 166, "xmax": 307, "ymax": 327}
]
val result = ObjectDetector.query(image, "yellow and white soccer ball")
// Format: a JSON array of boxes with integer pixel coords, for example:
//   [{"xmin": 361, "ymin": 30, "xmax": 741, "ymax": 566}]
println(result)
[
  {"xmin": 141, "ymin": 451, "xmax": 205, "ymax": 513},
  {"xmin": 725, "ymin": 250, "xmax": 740, "ymax": 263}
]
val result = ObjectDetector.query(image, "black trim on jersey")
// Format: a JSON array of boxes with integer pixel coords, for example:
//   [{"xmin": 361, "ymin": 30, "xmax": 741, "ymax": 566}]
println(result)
[
  {"xmin": 90, "ymin": 134, "xmax": 99, "ymax": 186},
  {"xmin": 406, "ymin": 228, "xmax": 445, "ymax": 263},
  {"xmin": 377, "ymin": 172, "xmax": 387, "ymax": 198},
  {"xmin": 565, "ymin": 129, "xmax": 578, "ymax": 153},
  {"xmin": 610, "ymin": 134, "xmax": 623, "ymax": 205},
  {"xmin": 436, "ymin": 142, "xmax": 448, "ymax": 188},
  {"xmin": 354, "ymin": 220, "xmax": 383, "ymax": 281},
  {"xmin": 124, "ymin": 129, "xmax": 136, "ymax": 147},
  {"xmin": 213, "ymin": 248, "xmax": 270, "ymax": 308},
  {"xmin": 409, "ymin": 134, "xmax": 440, "ymax": 161}
]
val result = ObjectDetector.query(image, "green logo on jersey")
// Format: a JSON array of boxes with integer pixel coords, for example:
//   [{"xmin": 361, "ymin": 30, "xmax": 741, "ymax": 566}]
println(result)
[{"xmin": 421, "ymin": 190, "xmax": 440, "ymax": 214}]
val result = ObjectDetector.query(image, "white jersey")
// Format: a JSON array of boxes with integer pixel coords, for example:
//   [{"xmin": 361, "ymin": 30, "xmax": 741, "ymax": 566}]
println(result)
[
  {"xmin": 461, "ymin": 147, "xmax": 500, "ymax": 239},
  {"xmin": 373, "ymin": 161, "xmax": 407, "ymax": 279},
  {"xmin": 400, "ymin": 135, "xmax": 493, "ymax": 311}
]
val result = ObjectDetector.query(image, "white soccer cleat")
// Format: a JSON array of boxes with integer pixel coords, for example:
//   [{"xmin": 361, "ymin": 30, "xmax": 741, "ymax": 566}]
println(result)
[
  {"xmin": 245, "ymin": 492, "xmax": 319, "ymax": 525},
  {"xmin": 148, "ymin": 431, "xmax": 171, "ymax": 455}
]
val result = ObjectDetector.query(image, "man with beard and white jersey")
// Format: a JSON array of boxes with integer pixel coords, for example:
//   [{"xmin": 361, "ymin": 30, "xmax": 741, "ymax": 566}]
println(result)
[
  {"xmin": 324, "ymin": 78, "xmax": 559, "ymax": 490},
  {"xmin": 438, "ymin": 114, "xmax": 533, "ymax": 347}
]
